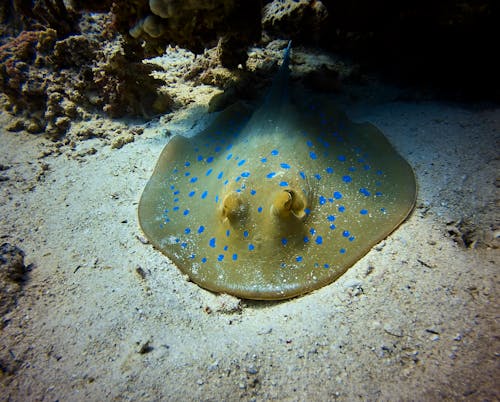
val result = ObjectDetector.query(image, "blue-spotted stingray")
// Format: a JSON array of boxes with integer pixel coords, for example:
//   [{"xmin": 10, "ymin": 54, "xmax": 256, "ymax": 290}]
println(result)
[{"xmin": 138, "ymin": 43, "xmax": 416, "ymax": 300}]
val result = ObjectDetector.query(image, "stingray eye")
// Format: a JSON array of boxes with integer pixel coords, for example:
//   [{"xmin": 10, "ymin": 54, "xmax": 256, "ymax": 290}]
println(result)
[
  {"xmin": 287, "ymin": 189, "xmax": 307, "ymax": 219},
  {"xmin": 272, "ymin": 189, "xmax": 307, "ymax": 220},
  {"xmin": 271, "ymin": 190, "xmax": 293, "ymax": 218},
  {"xmin": 220, "ymin": 191, "xmax": 248, "ymax": 224}
]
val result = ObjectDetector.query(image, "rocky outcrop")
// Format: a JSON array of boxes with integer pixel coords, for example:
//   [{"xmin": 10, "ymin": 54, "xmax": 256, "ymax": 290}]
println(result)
[{"xmin": 123, "ymin": 0, "xmax": 261, "ymax": 68}]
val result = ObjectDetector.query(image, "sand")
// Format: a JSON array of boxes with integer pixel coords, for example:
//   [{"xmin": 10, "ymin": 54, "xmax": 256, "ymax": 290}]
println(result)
[{"xmin": 0, "ymin": 53, "xmax": 499, "ymax": 400}]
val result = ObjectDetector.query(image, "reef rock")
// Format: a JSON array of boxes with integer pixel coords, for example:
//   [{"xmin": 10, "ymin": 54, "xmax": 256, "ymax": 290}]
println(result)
[
  {"xmin": 0, "ymin": 243, "xmax": 27, "ymax": 327},
  {"xmin": 262, "ymin": 0, "xmax": 328, "ymax": 43},
  {"xmin": 122, "ymin": 0, "xmax": 261, "ymax": 68},
  {"xmin": 0, "ymin": 10, "xmax": 172, "ymax": 138}
]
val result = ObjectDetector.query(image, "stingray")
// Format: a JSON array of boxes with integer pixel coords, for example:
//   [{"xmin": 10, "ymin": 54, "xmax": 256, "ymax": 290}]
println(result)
[{"xmin": 138, "ymin": 43, "xmax": 416, "ymax": 300}]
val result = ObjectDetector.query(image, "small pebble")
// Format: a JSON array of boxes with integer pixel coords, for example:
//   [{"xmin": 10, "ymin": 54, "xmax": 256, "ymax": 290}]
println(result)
[{"xmin": 247, "ymin": 366, "xmax": 258, "ymax": 375}]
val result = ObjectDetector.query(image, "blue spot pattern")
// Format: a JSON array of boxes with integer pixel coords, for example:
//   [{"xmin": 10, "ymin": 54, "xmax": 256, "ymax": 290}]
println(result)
[{"xmin": 156, "ymin": 110, "xmax": 391, "ymax": 273}]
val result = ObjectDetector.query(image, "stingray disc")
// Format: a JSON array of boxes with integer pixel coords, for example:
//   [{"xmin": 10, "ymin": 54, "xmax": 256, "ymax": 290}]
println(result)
[{"xmin": 138, "ymin": 94, "xmax": 416, "ymax": 300}]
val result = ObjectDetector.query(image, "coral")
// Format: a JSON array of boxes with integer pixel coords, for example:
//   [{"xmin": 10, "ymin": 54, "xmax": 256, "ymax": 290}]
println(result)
[
  {"xmin": 262, "ymin": 0, "xmax": 328, "ymax": 43},
  {"xmin": 0, "ymin": 29, "xmax": 58, "ymax": 128},
  {"xmin": 92, "ymin": 38, "xmax": 173, "ymax": 118},
  {"xmin": 0, "ymin": 10, "xmax": 173, "ymax": 138},
  {"xmin": 120, "ymin": 0, "xmax": 261, "ymax": 68}
]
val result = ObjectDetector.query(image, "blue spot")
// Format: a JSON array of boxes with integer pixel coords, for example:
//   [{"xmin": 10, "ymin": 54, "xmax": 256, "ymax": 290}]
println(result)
[
  {"xmin": 197, "ymin": 155, "xmax": 203, "ymax": 162},
  {"xmin": 324, "ymin": 264, "xmax": 330, "ymax": 269},
  {"xmin": 257, "ymin": 206, "xmax": 263, "ymax": 213},
  {"xmin": 188, "ymin": 191, "xmax": 195, "ymax": 197},
  {"xmin": 340, "ymin": 248, "xmax": 346, "ymax": 254},
  {"xmin": 281, "ymin": 238, "xmax": 288, "ymax": 246},
  {"xmin": 271, "ymin": 149, "xmax": 279, "ymax": 156},
  {"xmin": 218, "ymin": 254, "xmax": 224, "ymax": 261},
  {"xmin": 315, "ymin": 236, "xmax": 323, "ymax": 245},
  {"xmin": 381, "ymin": 207, "xmax": 387, "ymax": 213},
  {"xmin": 201, "ymin": 257, "xmax": 207, "ymax": 263},
  {"xmin": 280, "ymin": 181, "xmax": 289, "ymax": 187},
  {"xmin": 173, "ymin": 190, "xmax": 180, "ymax": 195},
  {"xmin": 241, "ymin": 172, "xmax": 250, "ymax": 178},
  {"xmin": 306, "ymin": 140, "xmax": 313, "ymax": 147},
  {"xmin": 327, "ymin": 215, "xmax": 336, "ymax": 221},
  {"xmin": 185, "ymin": 161, "xmax": 191, "ymax": 167},
  {"xmin": 214, "ymin": 146, "xmax": 221, "ymax": 153},
  {"xmin": 184, "ymin": 228, "xmax": 191, "ymax": 234},
  {"xmin": 243, "ymin": 231, "xmax": 249, "ymax": 238},
  {"xmin": 235, "ymin": 177, "xmax": 241, "ymax": 183},
  {"xmin": 261, "ymin": 157, "xmax": 267, "ymax": 163},
  {"xmin": 304, "ymin": 208, "xmax": 311, "ymax": 215},
  {"xmin": 296, "ymin": 256, "xmax": 303, "ymax": 262},
  {"xmin": 238, "ymin": 159, "xmax": 246, "ymax": 166},
  {"xmin": 349, "ymin": 236, "xmax": 355, "ymax": 242},
  {"xmin": 376, "ymin": 191, "xmax": 383, "ymax": 196},
  {"xmin": 342, "ymin": 230, "xmax": 350, "ymax": 237},
  {"xmin": 173, "ymin": 198, "xmax": 179, "ymax": 203},
  {"xmin": 217, "ymin": 171, "xmax": 224, "ymax": 179},
  {"xmin": 206, "ymin": 156, "xmax": 214, "ymax": 163},
  {"xmin": 309, "ymin": 228, "xmax": 316, "ymax": 235},
  {"xmin": 232, "ymin": 254, "xmax": 238, "ymax": 261},
  {"xmin": 173, "ymin": 206, "xmax": 179, "ymax": 211},
  {"xmin": 226, "ymin": 229, "xmax": 230, "ymax": 237},
  {"xmin": 181, "ymin": 243, "xmax": 187, "ymax": 248},
  {"xmin": 250, "ymin": 189, "xmax": 256, "ymax": 195},
  {"xmin": 280, "ymin": 163, "xmax": 291, "ymax": 169},
  {"xmin": 223, "ymin": 245, "xmax": 228, "ymax": 251},
  {"xmin": 183, "ymin": 209, "xmax": 190, "ymax": 216},
  {"xmin": 314, "ymin": 174, "xmax": 321, "ymax": 180},
  {"xmin": 364, "ymin": 164, "xmax": 371, "ymax": 170},
  {"xmin": 248, "ymin": 244, "xmax": 255, "ymax": 251},
  {"xmin": 209, "ymin": 238, "xmax": 216, "ymax": 248},
  {"xmin": 360, "ymin": 188, "xmax": 371, "ymax": 196},
  {"xmin": 303, "ymin": 236, "xmax": 309, "ymax": 243},
  {"xmin": 326, "ymin": 167, "xmax": 334, "ymax": 174},
  {"xmin": 338, "ymin": 155, "xmax": 346, "ymax": 162},
  {"xmin": 360, "ymin": 209, "xmax": 368, "ymax": 215},
  {"xmin": 201, "ymin": 190, "xmax": 208, "ymax": 199},
  {"xmin": 170, "ymin": 185, "xmax": 175, "ymax": 190},
  {"xmin": 342, "ymin": 175, "xmax": 352, "ymax": 183},
  {"xmin": 197, "ymin": 226, "xmax": 205, "ymax": 234},
  {"xmin": 267, "ymin": 172, "xmax": 276, "ymax": 179},
  {"xmin": 338, "ymin": 205, "xmax": 346, "ymax": 213},
  {"xmin": 206, "ymin": 168, "xmax": 213, "ymax": 176},
  {"xmin": 224, "ymin": 180, "xmax": 229, "ymax": 185},
  {"xmin": 319, "ymin": 196, "xmax": 326, "ymax": 205},
  {"xmin": 190, "ymin": 177, "xmax": 198, "ymax": 183},
  {"xmin": 300, "ymin": 171, "xmax": 306, "ymax": 180},
  {"xmin": 226, "ymin": 153, "xmax": 233, "ymax": 160},
  {"xmin": 329, "ymin": 224, "xmax": 336, "ymax": 230},
  {"xmin": 310, "ymin": 151, "xmax": 317, "ymax": 160},
  {"xmin": 376, "ymin": 170, "xmax": 383, "ymax": 175},
  {"xmin": 348, "ymin": 167, "xmax": 356, "ymax": 172}
]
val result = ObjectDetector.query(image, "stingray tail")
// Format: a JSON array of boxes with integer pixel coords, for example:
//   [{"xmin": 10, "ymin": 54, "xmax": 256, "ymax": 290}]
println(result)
[
  {"xmin": 280, "ymin": 40, "xmax": 292, "ymax": 73},
  {"xmin": 263, "ymin": 41, "xmax": 292, "ymax": 107}
]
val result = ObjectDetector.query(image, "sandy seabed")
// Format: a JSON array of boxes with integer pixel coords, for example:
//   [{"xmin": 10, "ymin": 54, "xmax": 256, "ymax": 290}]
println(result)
[{"xmin": 0, "ymin": 75, "xmax": 499, "ymax": 401}]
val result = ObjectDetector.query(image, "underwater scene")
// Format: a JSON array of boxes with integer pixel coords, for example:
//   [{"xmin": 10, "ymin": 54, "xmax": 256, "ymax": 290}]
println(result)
[{"xmin": 0, "ymin": 1, "xmax": 498, "ymax": 400}]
